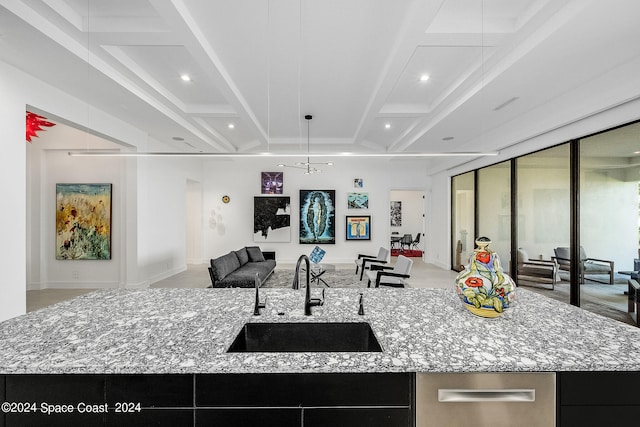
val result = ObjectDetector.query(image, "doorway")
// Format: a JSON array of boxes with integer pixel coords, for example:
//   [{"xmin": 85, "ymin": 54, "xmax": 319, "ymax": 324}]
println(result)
[{"xmin": 389, "ymin": 190, "xmax": 425, "ymax": 258}]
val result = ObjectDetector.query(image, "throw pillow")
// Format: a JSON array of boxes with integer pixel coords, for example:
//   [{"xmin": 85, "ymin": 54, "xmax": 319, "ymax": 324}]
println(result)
[
  {"xmin": 246, "ymin": 246, "xmax": 265, "ymax": 262},
  {"xmin": 235, "ymin": 248, "xmax": 249, "ymax": 266}
]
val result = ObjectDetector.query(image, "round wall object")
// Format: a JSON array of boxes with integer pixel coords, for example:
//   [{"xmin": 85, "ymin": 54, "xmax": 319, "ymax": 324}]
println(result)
[{"xmin": 222, "ymin": 195, "xmax": 230, "ymax": 204}]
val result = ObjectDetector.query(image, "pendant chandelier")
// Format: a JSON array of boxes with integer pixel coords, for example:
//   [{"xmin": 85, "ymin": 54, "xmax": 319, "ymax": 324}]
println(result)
[{"xmin": 277, "ymin": 115, "xmax": 333, "ymax": 174}]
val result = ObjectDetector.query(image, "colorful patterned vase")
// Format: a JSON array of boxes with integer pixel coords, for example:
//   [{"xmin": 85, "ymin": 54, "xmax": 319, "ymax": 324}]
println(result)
[{"xmin": 455, "ymin": 237, "xmax": 516, "ymax": 318}]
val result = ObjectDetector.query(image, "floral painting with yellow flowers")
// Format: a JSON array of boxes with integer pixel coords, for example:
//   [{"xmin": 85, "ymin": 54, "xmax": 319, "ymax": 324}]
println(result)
[{"xmin": 56, "ymin": 183, "xmax": 112, "ymax": 260}]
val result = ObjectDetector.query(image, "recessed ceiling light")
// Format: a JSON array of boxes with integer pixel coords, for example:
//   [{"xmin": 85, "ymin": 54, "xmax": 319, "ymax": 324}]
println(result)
[
  {"xmin": 442, "ymin": 136, "xmax": 454, "ymax": 141},
  {"xmin": 180, "ymin": 74, "xmax": 191, "ymax": 82},
  {"xmin": 384, "ymin": 123, "xmax": 391, "ymax": 129},
  {"xmin": 634, "ymin": 151, "xmax": 640, "ymax": 155},
  {"xmin": 420, "ymin": 74, "xmax": 430, "ymax": 82},
  {"xmin": 228, "ymin": 123, "xmax": 235, "ymax": 129}
]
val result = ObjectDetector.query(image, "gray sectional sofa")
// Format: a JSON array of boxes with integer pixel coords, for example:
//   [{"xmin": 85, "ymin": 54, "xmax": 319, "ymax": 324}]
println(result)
[{"xmin": 208, "ymin": 246, "xmax": 276, "ymax": 288}]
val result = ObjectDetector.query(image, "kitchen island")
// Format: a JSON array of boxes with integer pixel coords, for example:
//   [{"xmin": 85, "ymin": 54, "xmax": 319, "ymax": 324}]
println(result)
[{"xmin": 1, "ymin": 287, "xmax": 639, "ymax": 426}]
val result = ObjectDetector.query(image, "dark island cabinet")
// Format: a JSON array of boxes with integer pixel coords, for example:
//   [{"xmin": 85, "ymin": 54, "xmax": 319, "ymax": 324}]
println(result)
[
  {"xmin": 195, "ymin": 372, "xmax": 414, "ymax": 427},
  {"xmin": 557, "ymin": 371, "xmax": 640, "ymax": 426},
  {"xmin": 0, "ymin": 372, "xmax": 414, "ymax": 427}
]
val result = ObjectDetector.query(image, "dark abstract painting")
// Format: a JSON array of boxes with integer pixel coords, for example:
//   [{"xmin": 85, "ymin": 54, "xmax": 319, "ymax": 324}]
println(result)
[
  {"xmin": 254, "ymin": 196, "xmax": 291, "ymax": 242},
  {"xmin": 299, "ymin": 190, "xmax": 335, "ymax": 244},
  {"xmin": 390, "ymin": 201, "xmax": 402, "ymax": 227}
]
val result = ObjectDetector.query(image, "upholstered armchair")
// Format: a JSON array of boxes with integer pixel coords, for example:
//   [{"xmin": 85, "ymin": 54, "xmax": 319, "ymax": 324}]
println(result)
[
  {"xmin": 366, "ymin": 255, "xmax": 413, "ymax": 288},
  {"xmin": 553, "ymin": 246, "xmax": 615, "ymax": 284},
  {"xmin": 516, "ymin": 248, "xmax": 558, "ymax": 289},
  {"xmin": 355, "ymin": 247, "xmax": 389, "ymax": 280}
]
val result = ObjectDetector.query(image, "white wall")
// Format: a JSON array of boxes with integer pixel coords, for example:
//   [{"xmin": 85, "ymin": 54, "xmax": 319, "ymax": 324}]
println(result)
[
  {"xmin": 0, "ymin": 62, "xmax": 27, "ymax": 321},
  {"xmin": 135, "ymin": 156, "xmax": 204, "ymax": 286},
  {"xmin": 25, "ymin": 127, "xmax": 205, "ymax": 290},
  {"xmin": 202, "ymin": 158, "xmax": 430, "ymax": 264},
  {"xmin": 0, "ymin": 60, "xmax": 207, "ymax": 312},
  {"xmin": 26, "ymin": 123, "xmax": 125, "ymax": 290}
]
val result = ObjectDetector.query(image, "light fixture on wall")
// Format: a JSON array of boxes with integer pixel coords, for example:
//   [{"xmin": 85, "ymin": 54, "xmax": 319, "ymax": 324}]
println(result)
[{"xmin": 277, "ymin": 115, "xmax": 333, "ymax": 174}]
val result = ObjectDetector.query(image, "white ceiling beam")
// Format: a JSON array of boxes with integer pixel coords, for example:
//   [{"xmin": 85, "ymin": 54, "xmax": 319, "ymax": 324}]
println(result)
[
  {"xmin": 393, "ymin": 0, "xmax": 589, "ymax": 153},
  {"xmin": 1, "ymin": 0, "xmax": 229, "ymax": 152},
  {"xmin": 351, "ymin": 0, "xmax": 446, "ymax": 147},
  {"xmin": 150, "ymin": 0, "xmax": 268, "ymax": 149}
]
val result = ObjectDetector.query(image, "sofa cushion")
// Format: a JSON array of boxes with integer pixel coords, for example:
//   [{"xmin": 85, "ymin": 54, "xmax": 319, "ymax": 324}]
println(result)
[
  {"xmin": 211, "ymin": 252, "xmax": 241, "ymax": 281},
  {"xmin": 217, "ymin": 259, "xmax": 276, "ymax": 288},
  {"xmin": 235, "ymin": 247, "xmax": 249, "ymax": 266},
  {"xmin": 246, "ymin": 246, "xmax": 265, "ymax": 262}
]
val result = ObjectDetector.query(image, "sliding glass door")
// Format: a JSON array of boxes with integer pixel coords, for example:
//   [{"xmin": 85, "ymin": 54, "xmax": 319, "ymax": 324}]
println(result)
[
  {"xmin": 516, "ymin": 144, "xmax": 570, "ymax": 302},
  {"xmin": 579, "ymin": 122, "xmax": 640, "ymax": 317},
  {"xmin": 477, "ymin": 161, "xmax": 511, "ymax": 273},
  {"xmin": 451, "ymin": 172, "xmax": 475, "ymax": 270}
]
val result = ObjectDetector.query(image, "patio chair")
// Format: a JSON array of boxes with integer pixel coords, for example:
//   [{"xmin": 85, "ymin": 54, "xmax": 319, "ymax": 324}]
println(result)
[
  {"xmin": 355, "ymin": 247, "xmax": 389, "ymax": 280},
  {"xmin": 366, "ymin": 255, "xmax": 413, "ymax": 288},
  {"xmin": 516, "ymin": 248, "xmax": 558, "ymax": 290},
  {"xmin": 553, "ymin": 246, "xmax": 614, "ymax": 284}
]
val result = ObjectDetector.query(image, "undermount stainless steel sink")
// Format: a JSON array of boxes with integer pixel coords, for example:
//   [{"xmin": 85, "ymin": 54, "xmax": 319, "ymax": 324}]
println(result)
[{"xmin": 227, "ymin": 322, "xmax": 382, "ymax": 353}]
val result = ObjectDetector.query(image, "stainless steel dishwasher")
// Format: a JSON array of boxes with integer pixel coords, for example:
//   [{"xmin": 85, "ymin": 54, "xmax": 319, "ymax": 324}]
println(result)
[{"xmin": 416, "ymin": 372, "xmax": 555, "ymax": 427}]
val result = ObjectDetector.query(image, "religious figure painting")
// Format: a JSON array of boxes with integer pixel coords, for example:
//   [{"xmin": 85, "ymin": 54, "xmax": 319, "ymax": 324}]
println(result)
[
  {"xmin": 56, "ymin": 183, "xmax": 112, "ymax": 260},
  {"xmin": 254, "ymin": 196, "xmax": 291, "ymax": 242},
  {"xmin": 299, "ymin": 190, "xmax": 335, "ymax": 244}
]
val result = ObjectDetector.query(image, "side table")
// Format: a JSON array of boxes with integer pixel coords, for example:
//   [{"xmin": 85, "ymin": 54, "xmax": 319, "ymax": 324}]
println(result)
[{"xmin": 310, "ymin": 264, "xmax": 334, "ymax": 288}]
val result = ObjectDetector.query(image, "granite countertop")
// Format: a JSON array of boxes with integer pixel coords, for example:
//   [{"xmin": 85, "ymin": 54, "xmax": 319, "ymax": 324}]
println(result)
[{"xmin": 1, "ymin": 287, "xmax": 639, "ymax": 374}]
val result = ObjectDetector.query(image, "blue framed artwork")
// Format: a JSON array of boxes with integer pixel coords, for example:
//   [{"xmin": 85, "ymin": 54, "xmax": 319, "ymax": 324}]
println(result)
[
  {"xmin": 299, "ymin": 190, "xmax": 335, "ymax": 244},
  {"xmin": 346, "ymin": 215, "xmax": 371, "ymax": 240},
  {"xmin": 309, "ymin": 246, "xmax": 326, "ymax": 264},
  {"xmin": 347, "ymin": 192, "xmax": 369, "ymax": 209}
]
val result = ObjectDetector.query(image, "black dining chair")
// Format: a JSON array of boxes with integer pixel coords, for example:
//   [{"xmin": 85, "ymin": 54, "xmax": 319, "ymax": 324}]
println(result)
[
  {"xmin": 410, "ymin": 233, "xmax": 421, "ymax": 250},
  {"xmin": 400, "ymin": 234, "xmax": 412, "ymax": 252}
]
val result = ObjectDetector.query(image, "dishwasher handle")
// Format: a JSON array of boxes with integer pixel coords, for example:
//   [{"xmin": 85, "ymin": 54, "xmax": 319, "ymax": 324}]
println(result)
[{"xmin": 438, "ymin": 388, "xmax": 536, "ymax": 403}]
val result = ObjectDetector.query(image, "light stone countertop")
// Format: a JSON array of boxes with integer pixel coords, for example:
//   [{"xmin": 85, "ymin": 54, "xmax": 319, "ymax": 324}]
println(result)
[{"xmin": 1, "ymin": 287, "xmax": 639, "ymax": 374}]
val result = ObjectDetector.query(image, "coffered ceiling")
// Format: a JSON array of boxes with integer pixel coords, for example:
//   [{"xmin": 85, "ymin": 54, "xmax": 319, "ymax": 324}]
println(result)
[{"xmin": 1, "ymin": 0, "xmax": 639, "ymax": 173}]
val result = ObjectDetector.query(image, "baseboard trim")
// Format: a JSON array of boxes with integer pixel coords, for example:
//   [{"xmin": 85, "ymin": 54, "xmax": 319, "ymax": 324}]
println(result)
[{"xmin": 32, "ymin": 281, "xmax": 120, "ymax": 290}]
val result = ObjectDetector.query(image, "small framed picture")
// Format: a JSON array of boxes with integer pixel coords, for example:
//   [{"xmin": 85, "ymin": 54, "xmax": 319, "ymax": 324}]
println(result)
[
  {"xmin": 347, "ymin": 192, "xmax": 369, "ymax": 209},
  {"xmin": 346, "ymin": 215, "xmax": 371, "ymax": 240},
  {"xmin": 354, "ymin": 178, "xmax": 363, "ymax": 188},
  {"xmin": 261, "ymin": 172, "xmax": 283, "ymax": 194}
]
